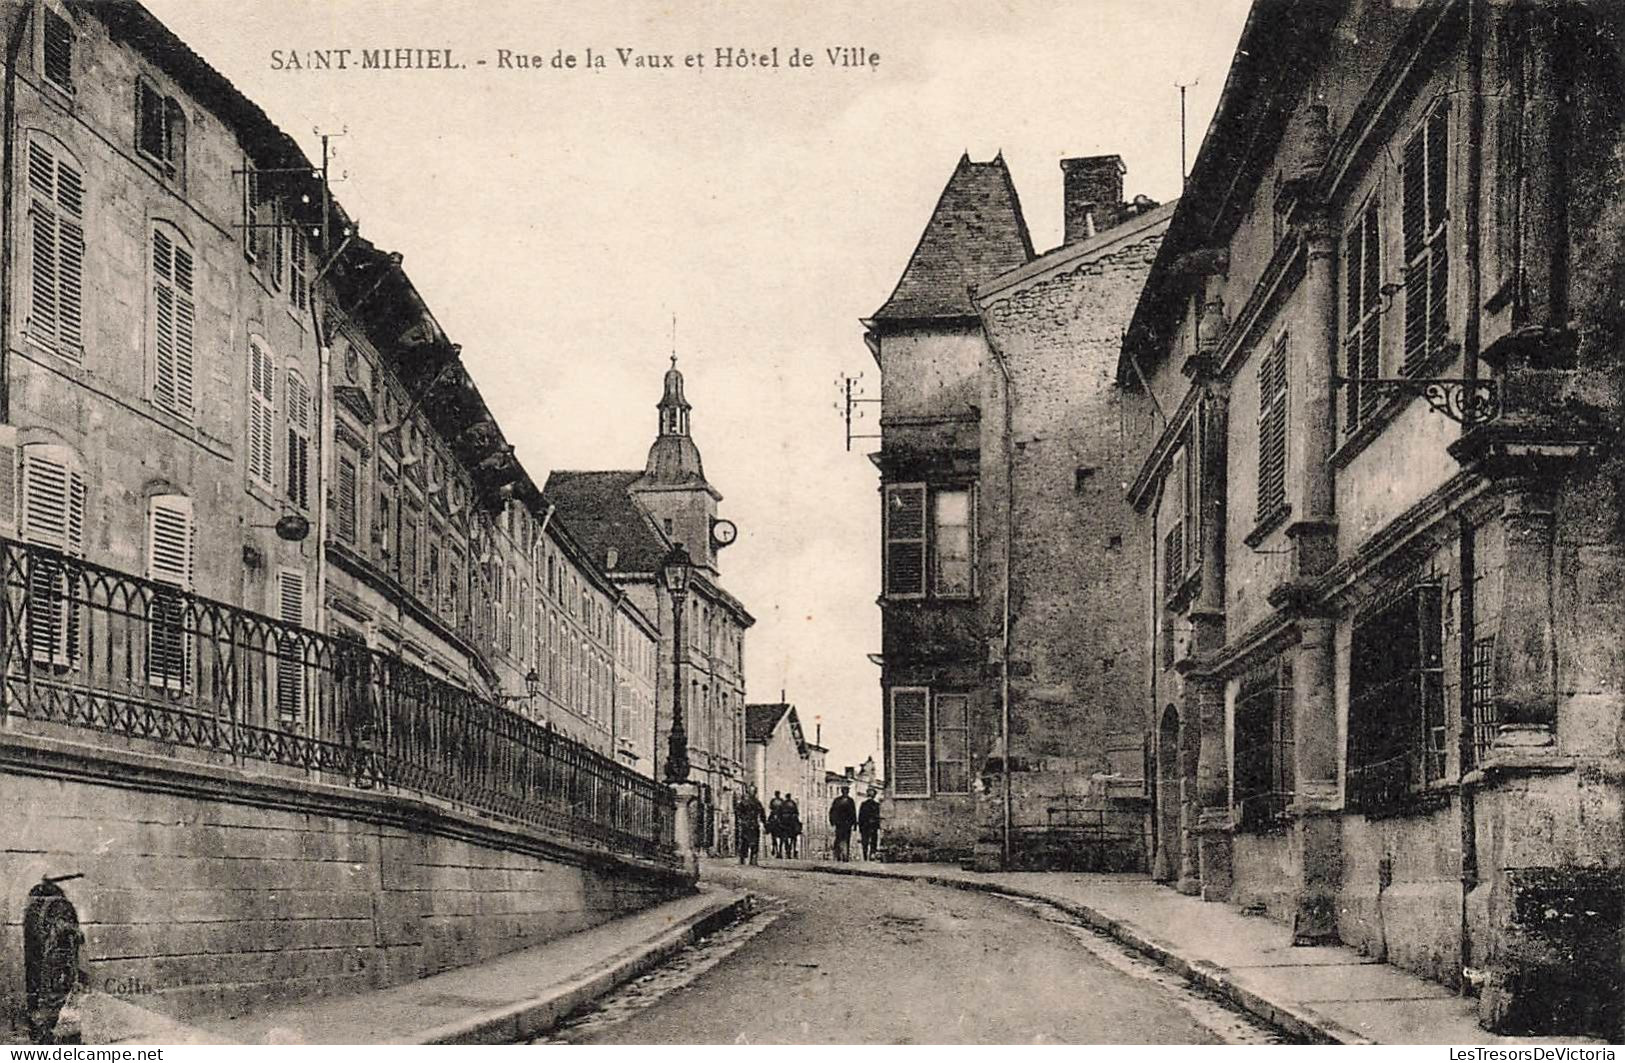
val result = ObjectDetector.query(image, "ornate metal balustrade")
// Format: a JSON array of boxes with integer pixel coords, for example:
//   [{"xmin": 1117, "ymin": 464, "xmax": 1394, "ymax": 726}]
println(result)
[{"xmin": 0, "ymin": 538, "xmax": 675, "ymax": 863}]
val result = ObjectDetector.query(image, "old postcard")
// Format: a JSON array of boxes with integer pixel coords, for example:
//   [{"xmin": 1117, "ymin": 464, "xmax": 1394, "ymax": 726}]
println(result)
[{"xmin": 1, "ymin": 0, "xmax": 1621, "ymax": 1049}]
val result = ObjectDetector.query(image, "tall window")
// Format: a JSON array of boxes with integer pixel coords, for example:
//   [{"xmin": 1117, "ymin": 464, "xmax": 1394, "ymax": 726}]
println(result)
[
  {"xmin": 1163, "ymin": 423, "xmax": 1200, "ymax": 595},
  {"xmin": 145, "ymin": 494, "xmax": 194, "ymax": 692},
  {"xmin": 285, "ymin": 371, "xmax": 311, "ymax": 509},
  {"xmin": 275, "ymin": 567, "xmax": 306, "ymax": 725},
  {"xmin": 247, "ymin": 341, "xmax": 275, "ymax": 489},
  {"xmin": 890, "ymin": 687, "xmax": 930, "ymax": 797},
  {"xmin": 289, "ymin": 221, "xmax": 309, "ymax": 311},
  {"xmin": 335, "ymin": 450, "xmax": 359, "ymax": 545},
  {"xmin": 26, "ymin": 138, "xmax": 85, "ymax": 359},
  {"xmin": 136, "ymin": 79, "xmax": 184, "ymax": 180},
  {"xmin": 884, "ymin": 483, "xmax": 975, "ymax": 599},
  {"xmin": 1347, "ymin": 583, "xmax": 1447, "ymax": 814},
  {"xmin": 41, "ymin": 9, "xmax": 74, "ymax": 93},
  {"xmin": 1234, "ymin": 658, "xmax": 1294, "ymax": 830},
  {"xmin": 151, "ymin": 226, "xmax": 195, "ymax": 417},
  {"xmin": 1256, "ymin": 336, "xmax": 1289, "ymax": 525},
  {"xmin": 1403, "ymin": 103, "xmax": 1450, "ymax": 374},
  {"xmin": 1343, "ymin": 202, "xmax": 1382, "ymax": 430},
  {"xmin": 242, "ymin": 161, "xmax": 261, "ymax": 261},
  {"xmin": 21, "ymin": 444, "xmax": 85, "ymax": 669},
  {"xmin": 933, "ymin": 693, "xmax": 971, "ymax": 795},
  {"xmin": 933, "ymin": 490, "xmax": 973, "ymax": 596}
]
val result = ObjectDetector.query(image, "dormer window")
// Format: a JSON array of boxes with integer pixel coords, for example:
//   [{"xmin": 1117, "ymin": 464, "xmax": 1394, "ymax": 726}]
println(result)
[{"xmin": 136, "ymin": 79, "xmax": 185, "ymax": 181}]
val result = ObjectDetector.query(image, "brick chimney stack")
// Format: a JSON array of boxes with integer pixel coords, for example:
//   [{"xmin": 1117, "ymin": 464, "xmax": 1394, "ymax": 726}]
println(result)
[{"xmin": 1061, "ymin": 155, "xmax": 1127, "ymax": 244}]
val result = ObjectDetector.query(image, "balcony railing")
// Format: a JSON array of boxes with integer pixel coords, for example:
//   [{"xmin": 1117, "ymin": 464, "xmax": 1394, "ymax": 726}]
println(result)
[{"xmin": 0, "ymin": 538, "xmax": 676, "ymax": 863}]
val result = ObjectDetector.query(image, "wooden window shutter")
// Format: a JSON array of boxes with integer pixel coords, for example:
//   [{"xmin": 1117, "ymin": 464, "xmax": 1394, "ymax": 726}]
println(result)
[
  {"xmin": 336, "ymin": 454, "xmax": 359, "ymax": 543},
  {"xmin": 248, "ymin": 342, "xmax": 275, "ymax": 487},
  {"xmin": 275, "ymin": 568, "xmax": 306, "ymax": 724},
  {"xmin": 22, "ymin": 445, "xmax": 82, "ymax": 553},
  {"xmin": 21, "ymin": 445, "xmax": 84, "ymax": 669},
  {"xmin": 0, "ymin": 426, "xmax": 19, "ymax": 539},
  {"xmin": 286, "ymin": 372, "xmax": 311, "ymax": 509},
  {"xmin": 152, "ymin": 228, "xmax": 195, "ymax": 416},
  {"xmin": 137, "ymin": 81, "xmax": 165, "ymax": 162},
  {"xmin": 28, "ymin": 142, "xmax": 58, "ymax": 345},
  {"xmin": 884, "ymin": 483, "xmax": 926, "ymax": 597},
  {"xmin": 42, "ymin": 10, "xmax": 73, "ymax": 92},
  {"xmin": 146, "ymin": 494, "xmax": 193, "ymax": 590},
  {"xmin": 890, "ymin": 687, "xmax": 930, "ymax": 797},
  {"xmin": 242, "ymin": 161, "xmax": 260, "ymax": 261},
  {"xmin": 25, "ymin": 142, "xmax": 85, "ymax": 358},
  {"xmin": 1256, "ymin": 339, "xmax": 1289, "ymax": 523},
  {"xmin": 1403, "ymin": 105, "xmax": 1449, "ymax": 375},
  {"xmin": 289, "ymin": 222, "xmax": 308, "ymax": 310},
  {"xmin": 144, "ymin": 495, "xmax": 193, "ymax": 692}
]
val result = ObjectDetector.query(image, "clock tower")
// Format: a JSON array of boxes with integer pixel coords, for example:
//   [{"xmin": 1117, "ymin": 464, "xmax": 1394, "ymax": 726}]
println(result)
[{"xmin": 632, "ymin": 357, "xmax": 727, "ymax": 572}]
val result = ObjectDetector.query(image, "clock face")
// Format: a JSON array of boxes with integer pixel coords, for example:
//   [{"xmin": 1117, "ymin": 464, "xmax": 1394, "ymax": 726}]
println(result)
[{"xmin": 711, "ymin": 518, "xmax": 738, "ymax": 547}]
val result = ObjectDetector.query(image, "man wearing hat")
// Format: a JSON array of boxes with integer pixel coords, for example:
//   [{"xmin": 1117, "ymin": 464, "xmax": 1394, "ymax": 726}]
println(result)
[
  {"xmin": 858, "ymin": 789, "xmax": 882, "ymax": 860},
  {"xmin": 828, "ymin": 785, "xmax": 858, "ymax": 862}
]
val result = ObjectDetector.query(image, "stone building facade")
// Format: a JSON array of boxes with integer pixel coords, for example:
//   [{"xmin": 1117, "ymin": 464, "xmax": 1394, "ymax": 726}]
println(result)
[
  {"xmin": 0, "ymin": 0, "xmax": 689, "ymax": 1028},
  {"xmin": 1120, "ymin": 0, "xmax": 1625, "ymax": 1038},
  {"xmin": 546, "ymin": 362, "xmax": 754, "ymax": 853},
  {"xmin": 867, "ymin": 152, "xmax": 1164, "ymax": 866},
  {"xmin": 745, "ymin": 701, "xmax": 815, "ymax": 851}
]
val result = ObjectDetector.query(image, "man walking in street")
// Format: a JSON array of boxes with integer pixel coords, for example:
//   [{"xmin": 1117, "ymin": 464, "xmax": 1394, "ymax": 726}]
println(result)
[
  {"xmin": 783, "ymin": 794, "xmax": 801, "ymax": 859},
  {"xmin": 767, "ymin": 791, "xmax": 785, "ymax": 858},
  {"xmin": 736, "ymin": 785, "xmax": 767, "ymax": 865},
  {"xmin": 858, "ymin": 789, "xmax": 881, "ymax": 861},
  {"xmin": 829, "ymin": 785, "xmax": 857, "ymax": 862}
]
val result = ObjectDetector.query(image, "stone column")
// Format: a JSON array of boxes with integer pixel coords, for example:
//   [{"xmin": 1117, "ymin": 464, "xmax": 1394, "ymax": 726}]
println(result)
[
  {"xmin": 1191, "ymin": 677, "xmax": 1233, "ymax": 901},
  {"xmin": 1285, "ymin": 211, "xmax": 1339, "ymax": 584},
  {"xmin": 1189, "ymin": 382, "xmax": 1233, "ymax": 901},
  {"xmin": 1176, "ymin": 707, "xmax": 1202, "ymax": 895},
  {"xmin": 1491, "ymin": 480, "xmax": 1558, "ymax": 753},
  {"xmin": 669, "ymin": 780, "xmax": 705, "ymax": 882},
  {"xmin": 1291, "ymin": 615, "xmax": 1342, "ymax": 944}
]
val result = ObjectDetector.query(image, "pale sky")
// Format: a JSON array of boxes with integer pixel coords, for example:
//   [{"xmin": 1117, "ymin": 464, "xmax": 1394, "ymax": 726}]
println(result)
[{"xmin": 144, "ymin": 0, "xmax": 1251, "ymax": 773}]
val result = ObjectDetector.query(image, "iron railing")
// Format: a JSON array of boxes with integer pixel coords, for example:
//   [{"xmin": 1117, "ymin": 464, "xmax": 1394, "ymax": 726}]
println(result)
[{"xmin": 0, "ymin": 538, "xmax": 675, "ymax": 863}]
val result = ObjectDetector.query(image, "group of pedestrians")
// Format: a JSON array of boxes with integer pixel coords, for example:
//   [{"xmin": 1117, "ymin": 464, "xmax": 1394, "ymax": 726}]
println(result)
[{"xmin": 733, "ymin": 783, "xmax": 882, "ymax": 865}]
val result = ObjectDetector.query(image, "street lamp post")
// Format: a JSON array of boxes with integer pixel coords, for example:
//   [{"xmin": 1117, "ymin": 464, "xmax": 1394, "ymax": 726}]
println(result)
[
  {"xmin": 661, "ymin": 544, "xmax": 694, "ymax": 784},
  {"xmin": 660, "ymin": 544, "xmax": 702, "ymax": 879}
]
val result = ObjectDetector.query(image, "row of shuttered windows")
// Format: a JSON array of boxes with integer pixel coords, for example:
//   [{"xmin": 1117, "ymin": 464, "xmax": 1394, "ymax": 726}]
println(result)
[
  {"xmin": 26, "ymin": 134, "xmax": 309, "ymax": 439},
  {"xmin": 0, "ymin": 434, "xmax": 307, "ymax": 715}
]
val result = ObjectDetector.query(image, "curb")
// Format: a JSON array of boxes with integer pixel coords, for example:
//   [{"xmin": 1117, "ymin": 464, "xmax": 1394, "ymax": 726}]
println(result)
[
  {"xmin": 415, "ymin": 887, "xmax": 756, "ymax": 1045},
  {"xmin": 780, "ymin": 862, "xmax": 1370, "ymax": 1046}
]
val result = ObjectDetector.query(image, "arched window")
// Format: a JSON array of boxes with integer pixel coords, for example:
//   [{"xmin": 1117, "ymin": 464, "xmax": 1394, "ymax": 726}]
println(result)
[
  {"xmin": 151, "ymin": 224, "xmax": 196, "ymax": 417},
  {"xmin": 247, "ymin": 339, "xmax": 275, "ymax": 489},
  {"xmin": 26, "ymin": 135, "xmax": 86, "ymax": 359}
]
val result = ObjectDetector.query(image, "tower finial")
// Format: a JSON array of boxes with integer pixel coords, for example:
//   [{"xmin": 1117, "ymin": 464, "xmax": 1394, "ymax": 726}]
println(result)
[{"xmin": 671, "ymin": 312, "xmax": 678, "ymax": 370}]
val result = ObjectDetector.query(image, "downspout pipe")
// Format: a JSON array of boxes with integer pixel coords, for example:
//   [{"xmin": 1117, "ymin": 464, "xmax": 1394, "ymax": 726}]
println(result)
[
  {"xmin": 1457, "ymin": 0, "xmax": 1485, "ymax": 992},
  {"xmin": 979, "ymin": 303, "xmax": 1016, "ymax": 871}
]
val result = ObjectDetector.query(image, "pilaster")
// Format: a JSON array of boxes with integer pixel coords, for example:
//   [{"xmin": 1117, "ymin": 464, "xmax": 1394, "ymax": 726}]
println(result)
[{"xmin": 1291, "ymin": 615, "xmax": 1342, "ymax": 945}]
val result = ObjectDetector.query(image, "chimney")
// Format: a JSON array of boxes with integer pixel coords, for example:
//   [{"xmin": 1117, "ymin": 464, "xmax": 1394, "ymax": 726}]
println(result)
[{"xmin": 1061, "ymin": 155, "xmax": 1127, "ymax": 244}]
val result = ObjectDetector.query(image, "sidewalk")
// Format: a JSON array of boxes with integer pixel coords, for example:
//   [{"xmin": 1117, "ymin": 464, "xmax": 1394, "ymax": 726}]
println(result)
[
  {"xmin": 70, "ymin": 884, "xmax": 752, "ymax": 1045},
  {"xmin": 769, "ymin": 858, "xmax": 1604, "ymax": 1046}
]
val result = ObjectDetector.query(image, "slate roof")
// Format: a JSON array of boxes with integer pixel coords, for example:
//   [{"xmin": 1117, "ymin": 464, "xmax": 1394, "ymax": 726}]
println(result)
[
  {"xmin": 745, "ymin": 703, "xmax": 791, "ymax": 744},
  {"xmin": 872, "ymin": 153, "xmax": 1036, "ymax": 323},
  {"xmin": 543, "ymin": 470, "xmax": 670, "ymax": 575}
]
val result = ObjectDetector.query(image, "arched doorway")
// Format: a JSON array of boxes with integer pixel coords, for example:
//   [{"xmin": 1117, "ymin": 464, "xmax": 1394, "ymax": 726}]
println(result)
[{"xmin": 1153, "ymin": 704, "xmax": 1181, "ymax": 883}]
